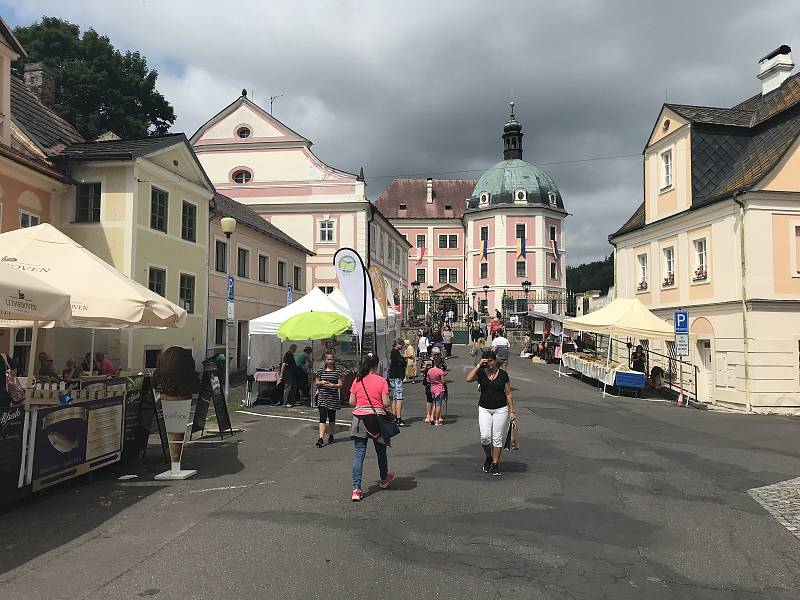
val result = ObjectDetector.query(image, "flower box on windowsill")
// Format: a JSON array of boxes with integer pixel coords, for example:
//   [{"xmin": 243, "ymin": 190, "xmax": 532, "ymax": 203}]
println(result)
[
  {"xmin": 662, "ymin": 273, "xmax": 675, "ymax": 288},
  {"xmin": 693, "ymin": 267, "xmax": 708, "ymax": 282},
  {"xmin": 637, "ymin": 281, "xmax": 648, "ymax": 292}
]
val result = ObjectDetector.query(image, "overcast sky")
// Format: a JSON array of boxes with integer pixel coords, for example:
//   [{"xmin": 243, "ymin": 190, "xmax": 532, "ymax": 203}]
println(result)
[{"xmin": 5, "ymin": 1, "xmax": 800, "ymax": 264}]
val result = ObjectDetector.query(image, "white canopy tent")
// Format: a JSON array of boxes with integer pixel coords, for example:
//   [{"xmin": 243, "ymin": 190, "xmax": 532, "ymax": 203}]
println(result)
[
  {"xmin": 560, "ymin": 298, "xmax": 676, "ymax": 395},
  {"xmin": 247, "ymin": 288, "xmax": 354, "ymax": 373}
]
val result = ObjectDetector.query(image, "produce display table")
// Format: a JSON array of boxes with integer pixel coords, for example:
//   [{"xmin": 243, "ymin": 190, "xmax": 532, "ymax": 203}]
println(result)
[{"xmin": 561, "ymin": 353, "xmax": 619, "ymax": 386}]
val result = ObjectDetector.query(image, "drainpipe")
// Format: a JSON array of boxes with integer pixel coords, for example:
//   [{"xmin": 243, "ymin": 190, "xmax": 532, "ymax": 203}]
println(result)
[
  {"xmin": 734, "ymin": 193, "xmax": 751, "ymax": 412},
  {"xmin": 366, "ymin": 204, "xmax": 374, "ymax": 268}
]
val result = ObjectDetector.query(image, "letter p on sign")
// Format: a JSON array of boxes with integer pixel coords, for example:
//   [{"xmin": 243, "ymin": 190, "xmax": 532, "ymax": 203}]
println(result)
[{"xmin": 674, "ymin": 310, "xmax": 688, "ymax": 334}]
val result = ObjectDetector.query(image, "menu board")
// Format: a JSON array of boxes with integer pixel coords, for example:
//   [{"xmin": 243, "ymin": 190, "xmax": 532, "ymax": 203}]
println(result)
[
  {"xmin": 209, "ymin": 375, "xmax": 233, "ymax": 438},
  {"xmin": 31, "ymin": 396, "xmax": 124, "ymax": 491},
  {"xmin": 0, "ymin": 405, "xmax": 24, "ymax": 504}
]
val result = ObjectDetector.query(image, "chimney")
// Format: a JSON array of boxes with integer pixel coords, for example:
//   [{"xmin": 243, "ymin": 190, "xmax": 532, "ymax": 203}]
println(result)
[
  {"xmin": 758, "ymin": 45, "xmax": 794, "ymax": 95},
  {"xmin": 426, "ymin": 178, "xmax": 433, "ymax": 204},
  {"xmin": 23, "ymin": 62, "xmax": 56, "ymax": 106}
]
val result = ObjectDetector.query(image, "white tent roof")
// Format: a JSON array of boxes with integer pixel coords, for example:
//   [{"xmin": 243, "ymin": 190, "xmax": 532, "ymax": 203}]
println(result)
[
  {"xmin": 0, "ymin": 223, "xmax": 185, "ymax": 328},
  {"xmin": 248, "ymin": 288, "xmax": 353, "ymax": 336},
  {"xmin": 563, "ymin": 298, "xmax": 674, "ymax": 339}
]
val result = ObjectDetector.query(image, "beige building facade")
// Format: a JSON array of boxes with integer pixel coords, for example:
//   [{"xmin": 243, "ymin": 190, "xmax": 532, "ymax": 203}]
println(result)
[
  {"xmin": 611, "ymin": 45, "xmax": 800, "ymax": 413},
  {"xmin": 207, "ymin": 193, "xmax": 311, "ymax": 370}
]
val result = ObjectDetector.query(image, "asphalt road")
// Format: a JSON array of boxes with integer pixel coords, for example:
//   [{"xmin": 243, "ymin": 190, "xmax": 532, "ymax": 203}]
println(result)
[{"xmin": 2, "ymin": 351, "xmax": 800, "ymax": 599}]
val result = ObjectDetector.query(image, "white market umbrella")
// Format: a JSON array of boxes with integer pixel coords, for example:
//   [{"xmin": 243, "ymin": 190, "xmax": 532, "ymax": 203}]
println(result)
[
  {"xmin": 0, "ymin": 224, "xmax": 186, "ymax": 377},
  {"xmin": 0, "ymin": 262, "xmax": 72, "ymax": 322},
  {"xmin": 0, "ymin": 223, "xmax": 186, "ymax": 328}
]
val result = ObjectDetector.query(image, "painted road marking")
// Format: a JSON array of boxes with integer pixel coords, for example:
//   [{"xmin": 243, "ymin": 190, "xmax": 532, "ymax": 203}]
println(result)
[{"xmin": 237, "ymin": 410, "xmax": 322, "ymax": 424}]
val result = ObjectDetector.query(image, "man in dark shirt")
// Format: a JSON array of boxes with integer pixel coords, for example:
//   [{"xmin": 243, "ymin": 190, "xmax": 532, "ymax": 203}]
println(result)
[
  {"xmin": 388, "ymin": 339, "xmax": 408, "ymax": 426},
  {"xmin": 279, "ymin": 344, "xmax": 298, "ymax": 406}
]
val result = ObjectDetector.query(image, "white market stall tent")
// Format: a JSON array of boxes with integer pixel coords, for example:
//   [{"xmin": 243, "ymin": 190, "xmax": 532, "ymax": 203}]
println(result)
[{"xmin": 560, "ymin": 298, "xmax": 676, "ymax": 396}]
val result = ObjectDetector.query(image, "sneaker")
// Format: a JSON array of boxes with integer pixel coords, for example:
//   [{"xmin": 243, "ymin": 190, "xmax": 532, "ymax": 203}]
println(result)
[
  {"xmin": 483, "ymin": 456, "xmax": 492, "ymax": 473},
  {"xmin": 398, "ymin": 419, "xmax": 407, "ymax": 427},
  {"xmin": 491, "ymin": 463, "xmax": 501, "ymax": 476},
  {"xmin": 328, "ymin": 434, "xmax": 334, "ymax": 444},
  {"xmin": 315, "ymin": 437, "xmax": 324, "ymax": 448},
  {"xmin": 351, "ymin": 489, "xmax": 362, "ymax": 502},
  {"xmin": 379, "ymin": 471, "xmax": 395, "ymax": 489}
]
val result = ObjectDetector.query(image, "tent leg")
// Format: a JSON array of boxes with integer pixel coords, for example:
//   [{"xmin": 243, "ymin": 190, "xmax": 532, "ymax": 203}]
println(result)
[
  {"xmin": 8, "ymin": 327, "xmax": 14, "ymax": 355},
  {"xmin": 602, "ymin": 335, "xmax": 612, "ymax": 398},
  {"xmin": 27, "ymin": 322, "xmax": 39, "ymax": 379}
]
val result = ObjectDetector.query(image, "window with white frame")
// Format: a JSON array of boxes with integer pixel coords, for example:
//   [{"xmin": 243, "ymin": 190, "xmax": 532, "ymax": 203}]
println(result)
[
  {"xmin": 369, "ymin": 224, "xmax": 376, "ymax": 253},
  {"xmin": 515, "ymin": 224, "xmax": 526, "ymax": 239},
  {"xmin": 181, "ymin": 201, "xmax": 196, "ymax": 242},
  {"xmin": 20, "ymin": 211, "xmax": 40, "ymax": 228},
  {"xmin": 448, "ymin": 234, "xmax": 457, "ymax": 248},
  {"xmin": 438, "ymin": 268, "xmax": 448, "ymax": 284},
  {"xmin": 416, "ymin": 268, "xmax": 426, "ymax": 283},
  {"xmin": 694, "ymin": 238, "xmax": 708, "ymax": 280},
  {"xmin": 438, "ymin": 234, "xmax": 447, "ymax": 248},
  {"xmin": 663, "ymin": 247, "xmax": 675, "ymax": 286},
  {"xmin": 237, "ymin": 247, "xmax": 249, "ymax": 278},
  {"xmin": 549, "ymin": 225, "xmax": 557, "ymax": 242},
  {"xmin": 637, "ymin": 254, "xmax": 648, "ymax": 290},
  {"xmin": 516, "ymin": 261, "xmax": 526, "ymax": 277},
  {"xmin": 150, "ymin": 187, "xmax": 168, "ymax": 232},
  {"xmin": 293, "ymin": 265, "xmax": 302, "ymax": 290},
  {"xmin": 480, "ymin": 262, "xmax": 488, "ymax": 279},
  {"xmin": 258, "ymin": 254, "xmax": 269, "ymax": 283},
  {"xmin": 661, "ymin": 150, "xmax": 673, "ymax": 189},
  {"xmin": 549, "ymin": 262, "xmax": 557, "ymax": 279},
  {"xmin": 179, "ymin": 273, "xmax": 195, "ymax": 314},
  {"xmin": 75, "ymin": 183, "xmax": 101, "ymax": 223},
  {"xmin": 319, "ymin": 219, "xmax": 334, "ymax": 242},
  {"xmin": 448, "ymin": 268, "xmax": 457, "ymax": 284},
  {"xmin": 277, "ymin": 261, "xmax": 286, "ymax": 287},
  {"xmin": 148, "ymin": 267, "xmax": 166, "ymax": 296},
  {"xmin": 480, "ymin": 226, "xmax": 488, "ymax": 241},
  {"xmin": 215, "ymin": 240, "xmax": 227, "ymax": 273},
  {"xmin": 416, "ymin": 234, "xmax": 425, "ymax": 248}
]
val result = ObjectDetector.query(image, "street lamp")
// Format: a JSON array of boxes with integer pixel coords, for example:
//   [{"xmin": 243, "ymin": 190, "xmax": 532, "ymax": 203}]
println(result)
[
  {"xmin": 482, "ymin": 284, "xmax": 489, "ymax": 314},
  {"xmin": 411, "ymin": 280, "xmax": 420, "ymax": 325},
  {"xmin": 522, "ymin": 279, "xmax": 531, "ymax": 313},
  {"xmin": 220, "ymin": 216, "xmax": 237, "ymax": 404},
  {"xmin": 426, "ymin": 284, "xmax": 433, "ymax": 322}
]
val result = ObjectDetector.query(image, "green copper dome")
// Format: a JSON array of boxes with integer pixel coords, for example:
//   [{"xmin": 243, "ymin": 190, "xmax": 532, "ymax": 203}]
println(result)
[
  {"xmin": 467, "ymin": 158, "xmax": 564, "ymax": 211},
  {"xmin": 467, "ymin": 103, "xmax": 564, "ymax": 212}
]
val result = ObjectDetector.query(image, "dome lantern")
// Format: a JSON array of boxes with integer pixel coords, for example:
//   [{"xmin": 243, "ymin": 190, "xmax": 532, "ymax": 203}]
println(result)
[{"xmin": 502, "ymin": 100, "xmax": 523, "ymax": 160}]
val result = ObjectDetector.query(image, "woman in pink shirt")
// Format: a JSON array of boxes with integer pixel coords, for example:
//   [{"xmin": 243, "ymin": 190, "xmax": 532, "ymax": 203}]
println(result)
[
  {"xmin": 348, "ymin": 355, "xmax": 394, "ymax": 501},
  {"xmin": 426, "ymin": 358, "xmax": 447, "ymax": 426}
]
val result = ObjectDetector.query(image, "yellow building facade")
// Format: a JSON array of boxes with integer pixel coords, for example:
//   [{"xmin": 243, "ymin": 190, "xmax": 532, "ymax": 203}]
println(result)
[{"xmin": 611, "ymin": 46, "xmax": 800, "ymax": 413}]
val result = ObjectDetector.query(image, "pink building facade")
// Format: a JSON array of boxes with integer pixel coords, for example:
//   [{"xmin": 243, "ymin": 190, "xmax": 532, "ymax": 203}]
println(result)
[{"xmin": 376, "ymin": 105, "xmax": 568, "ymax": 318}]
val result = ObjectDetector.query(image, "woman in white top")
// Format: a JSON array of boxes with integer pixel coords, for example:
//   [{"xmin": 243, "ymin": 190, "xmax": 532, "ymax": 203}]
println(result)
[{"xmin": 417, "ymin": 334, "xmax": 429, "ymax": 361}]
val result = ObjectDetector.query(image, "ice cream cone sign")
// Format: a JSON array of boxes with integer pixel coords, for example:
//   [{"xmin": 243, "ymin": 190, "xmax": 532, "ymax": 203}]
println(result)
[{"xmin": 152, "ymin": 347, "xmax": 201, "ymax": 480}]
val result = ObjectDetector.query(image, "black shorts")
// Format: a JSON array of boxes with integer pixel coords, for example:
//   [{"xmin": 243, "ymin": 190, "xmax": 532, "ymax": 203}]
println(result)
[{"xmin": 318, "ymin": 406, "xmax": 337, "ymax": 423}]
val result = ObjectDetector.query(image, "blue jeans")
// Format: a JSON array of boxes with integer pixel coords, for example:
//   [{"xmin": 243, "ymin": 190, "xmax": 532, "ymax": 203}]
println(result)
[{"xmin": 352, "ymin": 437, "xmax": 388, "ymax": 490}]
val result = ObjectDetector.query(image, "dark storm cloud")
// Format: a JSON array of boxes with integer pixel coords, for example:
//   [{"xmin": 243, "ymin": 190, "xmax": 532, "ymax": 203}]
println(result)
[{"xmin": 11, "ymin": 0, "xmax": 800, "ymax": 263}]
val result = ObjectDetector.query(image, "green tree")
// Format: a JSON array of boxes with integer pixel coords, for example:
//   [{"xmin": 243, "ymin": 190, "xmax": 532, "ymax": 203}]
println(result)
[
  {"xmin": 13, "ymin": 17, "xmax": 175, "ymax": 140},
  {"xmin": 566, "ymin": 254, "xmax": 614, "ymax": 294}
]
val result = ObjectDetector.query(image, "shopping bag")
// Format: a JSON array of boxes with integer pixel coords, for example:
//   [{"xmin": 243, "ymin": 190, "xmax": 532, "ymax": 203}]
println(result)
[{"xmin": 510, "ymin": 421, "xmax": 519, "ymax": 450}]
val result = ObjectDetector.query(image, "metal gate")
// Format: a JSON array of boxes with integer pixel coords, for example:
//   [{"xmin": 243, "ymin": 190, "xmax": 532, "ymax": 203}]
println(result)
[{"xmin": 403, "ymin": 286, "xmax": 471, "ymax": 343}]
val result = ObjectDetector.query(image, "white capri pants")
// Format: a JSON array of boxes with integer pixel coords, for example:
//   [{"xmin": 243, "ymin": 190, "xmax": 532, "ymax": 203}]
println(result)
[{"xmin": 478, "ymin": 405, "xmax": 509, "ymax": 448}]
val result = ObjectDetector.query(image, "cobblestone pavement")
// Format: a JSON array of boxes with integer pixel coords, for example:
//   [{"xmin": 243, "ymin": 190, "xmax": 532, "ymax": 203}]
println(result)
[{"xmin": 749, "ymin": 477, "xmax": 800, "ymax": 540}]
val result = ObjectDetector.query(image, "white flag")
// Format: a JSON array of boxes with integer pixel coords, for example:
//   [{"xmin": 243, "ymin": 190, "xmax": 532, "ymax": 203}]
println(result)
[{"xmin": 334, "ymin": 248, "xmax": 375, "ymax": 338}]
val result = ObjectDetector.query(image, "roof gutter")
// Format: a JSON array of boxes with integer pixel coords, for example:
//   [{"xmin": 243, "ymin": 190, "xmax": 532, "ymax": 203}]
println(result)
[{"xmin": 733, "ymin": 192, "xmax": 752, "ymax": 412}]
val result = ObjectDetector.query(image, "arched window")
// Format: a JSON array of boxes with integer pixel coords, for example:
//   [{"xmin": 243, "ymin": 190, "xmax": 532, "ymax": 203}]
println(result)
[
  {"xmin": 548, "ymin": 192, "xmax": 558, "ymax": 207},
  {"xmin": 236, "ymin": 126, "xmax": 251, "ymax": 139},
  {"xmin": 232, "ymin": 169, "xmax": 252, "ymax": 184}
]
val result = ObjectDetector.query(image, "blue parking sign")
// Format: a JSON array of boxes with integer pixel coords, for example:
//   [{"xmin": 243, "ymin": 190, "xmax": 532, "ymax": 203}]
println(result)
[{"xmin": 674, "ymin": 310, "xmax": 688, "ymax": 334}]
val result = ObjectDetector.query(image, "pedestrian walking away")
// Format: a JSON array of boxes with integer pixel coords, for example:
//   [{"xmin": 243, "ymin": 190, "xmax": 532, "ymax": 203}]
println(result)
[
  {"xmin": 388, "ymin": 339, "xmax": 408, "ymax": 426},
  {"xmin": 442, "ymin": 326, "xmax": 454, "ymax": 358},
  {"xmin": 417, "ymin": 333, "xmax": 429, "ymax": 364},
  {"xmin": 314, "ymin": 351, "xmax": 343, "ymax": 447},
  {"xmin": 466, "ymin": 349, "xmax": 515, "ymax": 476},
  {"xmin": 349, "ymin": 355, "xmax": 395, "ymax": 501},
  {"xmin": 491, "ymin": 330, "xmax": 510, "ymax": 370},
  {"xmin": 427, "ymin": 357, "xmax": 447, "ymax": 426}
]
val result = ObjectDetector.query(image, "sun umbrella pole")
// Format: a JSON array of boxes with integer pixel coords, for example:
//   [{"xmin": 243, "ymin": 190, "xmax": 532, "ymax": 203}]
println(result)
[
  {"xmin": 8, "ymin": 327, "xmax": 14, "ymax": 355},
  {"xmin": 90, "ymin": 328, "xmax": 95, "ymax": 373},
  {"xmin": 27, "ymin": 322, "xmax": 39, "ymax": 379}
]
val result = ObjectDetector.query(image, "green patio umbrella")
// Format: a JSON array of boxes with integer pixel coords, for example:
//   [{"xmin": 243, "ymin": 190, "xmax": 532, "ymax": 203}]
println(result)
[{"xmin": 276, "ymin": 311, "xmax": 351, "ymax": 341}]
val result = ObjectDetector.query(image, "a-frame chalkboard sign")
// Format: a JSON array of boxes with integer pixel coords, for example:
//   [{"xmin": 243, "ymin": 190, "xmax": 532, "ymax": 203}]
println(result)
[{"xmin": 190, "ymin": 372, "xmax": 233, "ymax": 440}]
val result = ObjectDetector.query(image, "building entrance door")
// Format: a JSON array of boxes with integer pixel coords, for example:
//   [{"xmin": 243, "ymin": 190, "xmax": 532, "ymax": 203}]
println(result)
[{"xmin": 699, "ymin": 340, "xmax": 713, "ymax": 402}]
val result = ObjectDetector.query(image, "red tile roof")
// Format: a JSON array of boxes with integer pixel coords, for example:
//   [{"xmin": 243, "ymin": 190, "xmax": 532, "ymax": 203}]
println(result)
[{"xmin": 374, "ymin": 179, "xmax": 477, "ymax": 219}]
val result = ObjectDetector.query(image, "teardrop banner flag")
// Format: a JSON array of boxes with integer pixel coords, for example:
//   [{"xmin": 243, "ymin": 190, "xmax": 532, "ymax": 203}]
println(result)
[{"xmin": 333, "ymin": 248, "xmax": 375, "ymax": 340}]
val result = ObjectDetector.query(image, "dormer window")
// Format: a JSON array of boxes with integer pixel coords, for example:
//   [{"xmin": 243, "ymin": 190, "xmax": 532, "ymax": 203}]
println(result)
[
  {"xmin": 232, "ymin": 169, "xmax": 253, "ymax": 184},
  {"xmin": 661, "ymin": 150, "xmax": 673, "ymax": 189},
  {"xmin": 514, "ymin": 189, "xmax": 527, "ymax": 204},
  {"xmin": 237, "ymin": 126, "xmax": 251, "ymax": 139},
  {"xmin": 399, "ymin": 203, "xmax": 407, "ymax": 211},
  {"xmin": 479, "ymin": 192, "xmax": 490, "ymax": 205},
  {"xmin": 444, "ymin": 204, "xmax": 452, "ymax": 211},
  {"xmin": 548, "ymin": 192, "xmax": 557, "ymax": 207}
]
